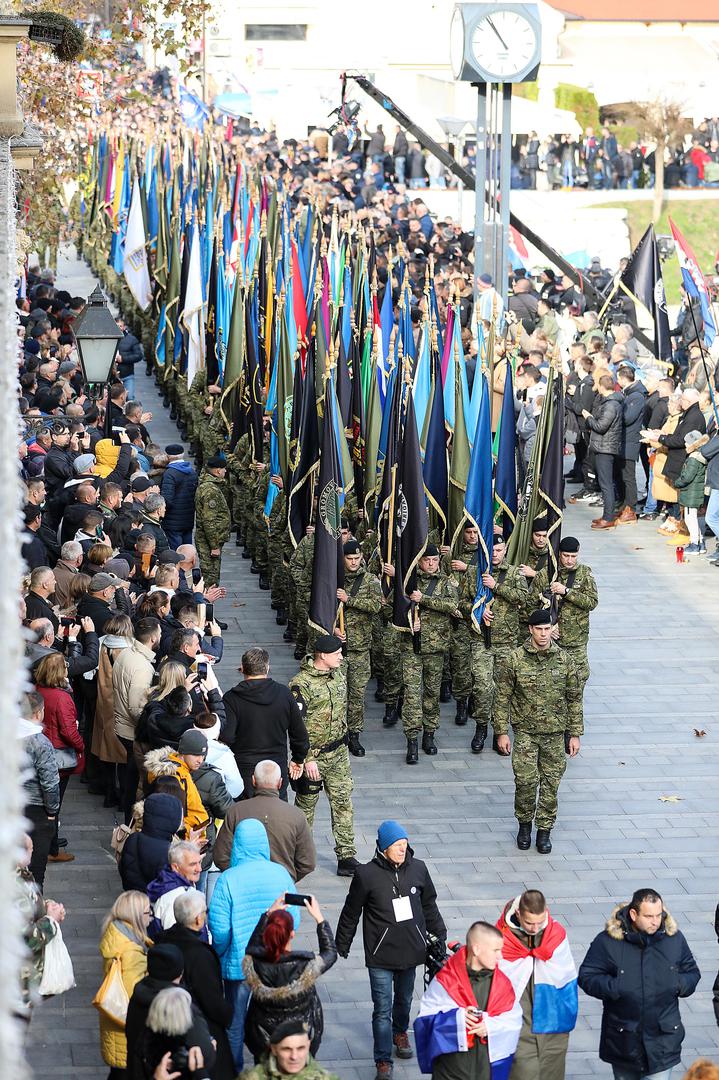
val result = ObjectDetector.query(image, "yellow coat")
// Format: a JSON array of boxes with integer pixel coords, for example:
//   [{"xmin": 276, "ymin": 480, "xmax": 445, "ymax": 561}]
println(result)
[
  {"xmin": 649, "ymin": 414, "xmax": 680, "ymax": 504},
  {"xmin": 98, "ymin": 919, "xmax": 149, "ymax": 1068},
  {"xmin": 146, "ymin": 751, "xmax": 207, "ymax": 834}
]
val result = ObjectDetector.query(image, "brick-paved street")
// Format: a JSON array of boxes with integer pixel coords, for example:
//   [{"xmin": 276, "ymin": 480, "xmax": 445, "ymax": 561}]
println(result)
[{"xmin": 27, "ymin": 251, "xmax": 719, "ymax": 1079}]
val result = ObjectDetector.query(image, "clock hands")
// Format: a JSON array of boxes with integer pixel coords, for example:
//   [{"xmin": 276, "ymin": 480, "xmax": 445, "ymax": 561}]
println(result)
[{"xmin": 486, "ymin": 16, "xmax": 509, "ymax": 51}]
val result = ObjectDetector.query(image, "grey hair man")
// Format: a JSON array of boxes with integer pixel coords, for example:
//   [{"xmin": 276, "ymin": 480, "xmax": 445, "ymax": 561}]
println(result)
[{"xmin": 148, "ymin": 841, "xmax": 203, "ymax": 934}]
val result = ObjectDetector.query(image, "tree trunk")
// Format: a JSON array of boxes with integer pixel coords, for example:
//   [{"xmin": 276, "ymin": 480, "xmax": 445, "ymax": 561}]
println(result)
[{"xmin": 652, "ymin": 136, "xmax": 665, "ymax": 225}]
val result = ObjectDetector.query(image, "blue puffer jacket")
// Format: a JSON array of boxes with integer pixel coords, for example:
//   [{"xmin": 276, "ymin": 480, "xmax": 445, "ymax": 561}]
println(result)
[
  {"xmin": 120, "ymin": 793, "xmax": 184, "ymax": 893},
  {"xmin": 208, "ymin": 819, "xmax": 300, "ymax": 980},
  {"xmin": 160, "ymin": 461, "xmax": 198, "ymax": 531}
]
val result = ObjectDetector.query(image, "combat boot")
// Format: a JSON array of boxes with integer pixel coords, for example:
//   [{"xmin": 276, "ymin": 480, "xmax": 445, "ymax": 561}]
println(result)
[
  {"xmin": 242, "ymin": 548, "xmax": 252, "ymax": 559},
  {"xmin": 536, "ymin": 829, "xmax": 552, "ymax": 854},
  {"xmin": 337, "ymin": 856, "xmax": 360, "ymax": 877},
  {"xmin": 236, "ymin": 529, "xmax": 243, "ymax": 547},
  {"xmin": 259, "ymin": 574, "xmax": 270, "ymax": 590},
  {"xmin": 250, "ymin": 561, "xmax": 260, "ymax": 574},
  {"xmin": 383, "ymin": 704, "xmax": 399, "ymax": 727},
  {"xmin": 293, "ymin": 645, "xmax": 305, "ymax": 660},
  {"xmin": 405, "ymin": 737, "xmax": 419, "ymax": 765},
  {"xmin": 422, "ymin": 731, "xmax": 437, "ymax": 755},
  {"xmin": 283, "ymin": 622, "xmax": 296, "ymax": 642},
  {"xmin": 374, "ymin": 678, "xmax": 385, "ymax": 702},
  {"xmin": 454, "ymin": 698, "xmax": 468, "ymax": 726},
  {"xmin": 471, "ymin": 723, "xmax": 488, "ymax": 753},
  {"xmin": 516, "ymin": 822, "xmax": 532, "ymax": 850},
  {"xmin": 348, "ymin": 733, "xmax": 366, "ymax": 757},
  {"xmin": 275, "ymin": 607, "xmax": 287, "ymax": 625},
  {"xmin": 439, "ymin": 679, "xmax": 452, "ymax": 703}
]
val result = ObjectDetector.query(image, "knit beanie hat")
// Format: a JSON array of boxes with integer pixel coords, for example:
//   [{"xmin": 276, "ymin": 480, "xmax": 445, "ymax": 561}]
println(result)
[{"xmin": 377, "ymin": 820, "xmax": 409, "ymax": 852}]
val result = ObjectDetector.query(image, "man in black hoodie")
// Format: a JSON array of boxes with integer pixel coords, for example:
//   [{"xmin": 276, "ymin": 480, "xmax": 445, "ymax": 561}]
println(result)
[
  {"xmin": 125, "ymin": 943, "xmax": 184, "ymax": 1080},
  {"xmin": 222, "ymin": 647, "xmax": 309, "ymax": 799}
]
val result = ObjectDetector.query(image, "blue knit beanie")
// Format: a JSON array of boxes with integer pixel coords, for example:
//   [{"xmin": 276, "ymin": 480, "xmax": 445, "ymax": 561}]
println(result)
[{"xmin": 377, "ymin": 820, "xmax": 408, "ymax": 851}]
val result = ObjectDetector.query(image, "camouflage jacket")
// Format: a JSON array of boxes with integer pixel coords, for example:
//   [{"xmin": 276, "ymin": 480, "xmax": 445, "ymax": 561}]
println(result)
[
  {"xmin": 494, "ymin": 640, "xmax": 583, "ymax": 737},
  {"xmin": 17, "ymin": 866, "xmax": 56, "ymax": 1015},
  {"xmin": 532, "ymin": 562, "xmax": 598, "ymax": 647},
  {"xmin": 460, "ymin": 561, "xmax": 527, "ymax": 646},
  {"xmin": 526, "ymin": 542, "xmax": 550, "ymax": 574},
  {"xmin": 290, "ymin": 533, "xmax": 315, "ymax": 591},
  {"xmin": 195, "ymin": 472, "xmax": 231, "ymax": 547},
  {"xmin": 343, "ymin": 566, "xmax": 383, "ymax": 652},
  {"xmin": 240, "ymin": 1054, "xmax": 339, "ymax": 1080},
  {"xmin": 441, "ymin": 542, "xmax": 478, "ymax": 586},
  {"xmin": 415, "ymin": 570, "xmax": 458, "ymax": 652},
  {"xmin": 289, "ymin": 658, "xmax": 348, "ymax": 752}
]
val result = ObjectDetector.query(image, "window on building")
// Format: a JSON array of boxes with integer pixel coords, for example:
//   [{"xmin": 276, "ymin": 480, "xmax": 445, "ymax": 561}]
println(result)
[{"xmin": 244, "ymin": 24, "xmax": 307, "ymax": 41}]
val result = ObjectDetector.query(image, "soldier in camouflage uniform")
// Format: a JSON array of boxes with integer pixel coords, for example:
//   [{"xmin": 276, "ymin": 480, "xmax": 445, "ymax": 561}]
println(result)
[
  {"xmin": 194, "ymin": 455, "xmax": 231, "ymax": 586},
  {"xmin": 336, "ymin": 540, "xmax": 383, "ymax": 757},
  {"xmin": 494, "ymin": 608, "xmax": 583, "ymax": 855},
  {"xmin": 532, "ymin": 535, "xmax": 598, "ymax": 693},
  {"xmin": 239, "ymin": 1027, "xmax": 340, "ymax": 1080},
  {"xmin": 442, "ymin": 524, "xmax": 479, "ymax": 727},
  {"xmin": 268, "ymin": 482, "xmax": 291, "ymax": 625},
  {"xmin": 395, "ymin": 544, "xmax": 458, "ymax": 764},
  {"xmin": 460, "ymin": 533, "xmax": 527, "ymax": 755},
  {"xmin": 289, "ymin": 634, "xmax": 359, "ymax": 877},
  {"xmin": 186, "ymin": 369, "xmax": 209, "ymax": 457},
  {"xmin": 290, "ymin": 527, "xmax": 315, "ymax": 659}
]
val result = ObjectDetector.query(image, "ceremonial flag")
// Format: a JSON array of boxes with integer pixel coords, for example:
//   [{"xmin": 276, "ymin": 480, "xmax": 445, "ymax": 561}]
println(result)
[
  {"xmin": 392, "ymin": 391, "xmax": 428, "ymax": 633},
  {"xmin": 422, "ymin": 337, "xmax": 448, "ymax": 542},
  {"xmin": 536, "ymin": 370, "xmax": 564, "ymax": 580},
  {"xmin": 414, "ymin": 947, "xmax": 522, "ymax": 1079},
  {"xmin": 669, "ymin": 217, "xmax": 717, "ymax": 348},
  {"xmin": 288, "ymin": 343, "xmax": 320, "ymax": 548},
  {"xmin": 179, "ymin": 86, "xmax": 210, "ymax": 130},
  {"xmin": 181, "ymin": 224, "xmax": 205, "ymax": 387},
  {"xmin": 205, "ymin": 237, "xmax": 219, "ymax": 386},
  {"xmin": 309, "ymin": 378, "xmax": 345, "ymax": 635},
  {"xmin": 494, "ymin": 362, "xmax": 517, "ymax": 538},
  {"xmin": 464, "ymin": 373, "xmax": 494, "ymax": 629},
  {"xmin": 447, "ymin": 341, "xmax": 471, "ymax": 549},
  {"xmin": 617, "ymin": 225, "xmax": 671, "ymax": 360},
  {"xmin": 245, "ymin": 290, "xmax": 264, "ymax": 463},
  {"xmin": 497, "ymin": 900, "xmax": 578, "ymax": 1035},
  {"xmin": 123, "ymin": 177, "xmax": 152, "ymax": 311}
]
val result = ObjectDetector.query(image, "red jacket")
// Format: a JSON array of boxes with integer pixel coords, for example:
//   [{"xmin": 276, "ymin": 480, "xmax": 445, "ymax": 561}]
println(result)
[{"xmin": 37, "ymin": 686, "xmax": 84, "ymax": 774}]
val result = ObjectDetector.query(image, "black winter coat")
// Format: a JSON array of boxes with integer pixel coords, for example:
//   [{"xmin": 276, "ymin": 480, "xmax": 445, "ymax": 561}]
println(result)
[
  {"xmin": 586, "ymin": 392, "xmax": 623, "ymax": 455},
  {"xmin": 335, "ymin": 847, "xmax": 445, "ymax": 971},
  {"xmin": 117, "ymin": 332, "xmax": 145, "ymax": 378},
  {"xmin": 658, "ymin": 401, "xmax": 706, "ymax": 482},
  {"xmin": 621, "ymin": 381, "xmax": 648, "ymax": 461},
  {"xmin": 44, "ymin": 445, "xmax": 77, "ymax": 495},
  {"xmin": 139, "ymin": 1005, "xmax": 215, "ymax": 1080},
  {"xmin": 126, "ymin": 975, "xmax": 178, "ymax": 1080},
  {"xmin": 120, "ymin": 793, "xmax": 184, "ymax": 892},
  {"xmin": 566, "ymin": 374, "xmax": 596, "ymax": 431},
  {"xmin": 160, "ymin": 463, "xmax": 198, "ymax": 532},
  {"xmin": 243, "ymin": 914, "xmax": 337, "ymax": 1059},
  {"xmin": 578, "ymin": 904, "xmax": 700, "ymax": 1073},
  {"xmin": 222, "ymin": 679, "xmax": 309, "ymax": 774},
  {"xmin": 135, "ymin": 695, "xmax": 195, "ymax": 751},
  {"xmin": 644, "ymin": 391, "xmax": 669, "ymax": 431},
  {"xmin": 158, "ymin": 923, "xmax": 234, "ymax": 1080}
]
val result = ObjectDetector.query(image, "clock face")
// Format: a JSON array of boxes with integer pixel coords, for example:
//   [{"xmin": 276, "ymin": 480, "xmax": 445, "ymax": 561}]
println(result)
[
  {"xmin": 471, "ymin": 10, "xmax": 538, "ymax": 80},
  {"xmin": 450, "ymin": 8, "xmax": 465, "ymax": 80}
]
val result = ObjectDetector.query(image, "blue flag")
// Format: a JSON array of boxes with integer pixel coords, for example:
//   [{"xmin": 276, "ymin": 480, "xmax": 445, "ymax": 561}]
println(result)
[
  {"xmin": 494, "ymin": 362, "xmax": 517, "ymax": 538},
  {"xmin": 464, "ymin": 374, "xmax": 494, "ymax": 630}
]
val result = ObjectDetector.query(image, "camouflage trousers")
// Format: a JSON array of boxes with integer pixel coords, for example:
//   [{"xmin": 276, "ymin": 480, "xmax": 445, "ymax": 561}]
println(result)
[
  {"xmin": 560, "ymin": 644, "xmax": 589, "ymax": 694},
  {"xmin": 400, "ymin": 638, "xmax": 443, "ymax": 737},
  {"xmin": 294, "ymin": 744, "xmax": 356, "ymax": 859},
  {"xmin": 295, "ymin": 592, "xmax": 310, "ymax": 652},
  {"xmin": 380, "ymin": 620, "xmax": 403, "ymax": 707},
  {"xmin": 512, "ymin": 730, "xmax": 567, "ymax": 829},
  {"xmin": 346, "ymin": 649, "xmax": 371, "ymax": 734},
  {"xmin": 469, "ymin": 641, "xmax": 513, "ymax": 726},
  {"xmin": 450, "ymin": 620, "xmax": 473, "ymax": 700},
  {"xmin": 195, "ymin": 531, "xmax": 222, "ymax": 587},
  {"xmin": 270, "ymin": 557, "xmax": 289, "ymax": 609}
]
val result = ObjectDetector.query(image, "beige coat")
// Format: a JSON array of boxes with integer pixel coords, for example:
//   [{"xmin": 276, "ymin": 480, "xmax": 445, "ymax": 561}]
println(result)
[
  {"xmin": 649, "ymin": 413, "xmax": 679, "ymax": 504},
  {"xmin": 92, "ymin": 638, "xmax": 130, "ymax": 764},
  {"xmin": 112, "ymin": 639, "xmax": 156, "ymax": 741},
  {"xmin": 53, "ymin": 559, "xmax": 79, "ymax": 611}
]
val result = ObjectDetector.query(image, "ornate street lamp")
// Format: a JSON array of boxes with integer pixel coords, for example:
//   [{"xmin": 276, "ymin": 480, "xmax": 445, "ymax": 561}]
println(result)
[{"xmin": 71, "ymin": 284, "xmax": 123, "ymax": 392}]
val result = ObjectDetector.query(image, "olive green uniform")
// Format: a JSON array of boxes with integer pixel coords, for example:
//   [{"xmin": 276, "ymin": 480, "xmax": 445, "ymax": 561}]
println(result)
[
  {"xmin": 400, "ymin": 570, "xmax": 458, "ymax": 738},
  {"xmin": 532, "ymin": 562, "xmax": 598, "ymax": 691},
  {"xmin": 442, "ymin": 542, "xmax": 478, "ymax": 703},
  {"xmin": 194, "ymin": 471, "xmax": 231, "ymax": 586},
  {"xmin": 343, "ymin": 565, "xmax": 383, "ymax": 734},
  {"xmin": 494, "ymin": 641, "xmax": 583, "ymax": 829},
  {"xmin": 289, "ymin": 659, "xmax": 356, "ymax": 860}
]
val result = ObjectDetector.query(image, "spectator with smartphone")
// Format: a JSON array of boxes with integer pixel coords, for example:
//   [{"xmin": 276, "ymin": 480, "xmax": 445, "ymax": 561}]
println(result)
[
  {"xmin": 243, "ymin": 893, "xmax": 337, "ymax": 1062},
  {"xmin": 335, "ymin": 820, "xmax": 446, "ymax": 1080},
  {"xmin": 26, "ymin": 615, "xmax": 100, "ymax": 679}
]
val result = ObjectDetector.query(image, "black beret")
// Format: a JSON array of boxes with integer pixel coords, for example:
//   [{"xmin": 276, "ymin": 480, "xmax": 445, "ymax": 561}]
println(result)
[
  {"xmin": 528, "ymin": 608, "xmax": 552, "ymax": 626},
  {"xmin": 343, "ymin": 540, "xmax": 360, "ymax": 555},
  {"xmin": 422, "ymin": 543, "xmax": 438, "ymax": 558},
  {"xmin": 559, "ymin": 536, "xmax": 580, "ymax": 553},
  {"xmin": 533, "ymin": 517, "xmax": 548, "ymax": 532},
  {"xmin": 493, "ymin": 533, "xmax": 507, "ymax": 545},
  {"xmin": 340, "ymin": 517, "xmax": 350, "ymax": 530},
  {"xmin": 270, "ymin": 1019, "xmax": 309, "ymax": 1043},
  {"xmin": 314, "ymin": 633, "xmax": 343, "ymax": 654},
  {"xmin": 207, "ymin": 454, "xmax": 226, "ymax": 469},
  {"xmin": 165, "ymin": 443, "xmax": 185, "ymax": 456}
]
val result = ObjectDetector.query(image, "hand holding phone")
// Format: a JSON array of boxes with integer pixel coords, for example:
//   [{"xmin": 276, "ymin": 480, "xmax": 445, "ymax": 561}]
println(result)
[{"xmin": 284, "ymin": 892, "xmax": 313, "ymax": 907}]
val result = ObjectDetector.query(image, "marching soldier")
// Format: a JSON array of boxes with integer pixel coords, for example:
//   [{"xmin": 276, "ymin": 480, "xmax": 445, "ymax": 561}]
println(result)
[
  {"xmin": 517, "ymin": 517, "xmax": 551, "ymax": 582},
  {"xmin": 194, "ymin": 454, "xmax": 231, "ymax": 586},
  {"xmin": 460, "ymin": 533, "xmax": 527, "ymax": 755},
  {"xmin": 494, "ymin": 608, "xmax": 583, "ymax": 855},
  {"xmin": 532, "ymin": 535, "xmax": 598, "ymax": 693},
  {"xmin": 335, "ymin": 540, "xmax": 383, "ymax": 757},
  {"xmin": 289, "ymin": 634, "xmax": 359, "ymax": 878},
  {"xmin": 442, "ymin": 523, "xmax": 479, "ymax": 727},
  {"xmin": 394, "ymin": 544, "xmax": 458, "ymax": 765}
]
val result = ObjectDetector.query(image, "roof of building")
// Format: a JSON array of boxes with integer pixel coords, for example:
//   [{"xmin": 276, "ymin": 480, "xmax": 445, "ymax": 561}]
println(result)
[{"xmin": 544, "ymin": 0, "xmax": 716, "ymax": 20}]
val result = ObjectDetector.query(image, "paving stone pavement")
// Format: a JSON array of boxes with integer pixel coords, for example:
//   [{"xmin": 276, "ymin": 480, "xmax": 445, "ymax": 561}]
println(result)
[{"xmin": 26, "ymin": 251, "xmax": 719, "ymax": 1078}]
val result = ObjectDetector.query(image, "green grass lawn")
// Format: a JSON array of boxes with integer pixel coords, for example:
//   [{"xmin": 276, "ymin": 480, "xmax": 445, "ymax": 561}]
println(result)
[{"xmin": 594, "ymin": 199, "xmax": 719, "ymax": 304}]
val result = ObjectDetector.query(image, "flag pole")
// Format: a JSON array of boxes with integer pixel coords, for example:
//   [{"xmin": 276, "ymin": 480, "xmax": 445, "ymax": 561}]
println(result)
[{"xmin": 685, "ymin": 302, "xmax": 719, "ymax": 428}]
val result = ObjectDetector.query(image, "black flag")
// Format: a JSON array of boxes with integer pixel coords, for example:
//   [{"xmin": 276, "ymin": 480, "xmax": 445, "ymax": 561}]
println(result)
[
  {"xmin": 288, "ymin": 344, "xmax": 320, "ymax": 549},
  {"xmin": 619, "ymin": 225, "xmax": 672, "ymax": 360},
  {"xmin": 308, "ymin": 379, "xmax": 344, "ymax": 634},
  {"xmin": 536, "ymin": 369, "xmax": 565, "ymax": 583},
  {"xmin": 392, "ymin": 390, "xmax": 429, "ymax": 633}
]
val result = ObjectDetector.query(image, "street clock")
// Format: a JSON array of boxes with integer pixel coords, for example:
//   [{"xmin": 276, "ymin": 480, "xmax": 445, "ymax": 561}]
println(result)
[{"xmin": 450, "ymin": 4, "xmax": 542, "ymax": 83}]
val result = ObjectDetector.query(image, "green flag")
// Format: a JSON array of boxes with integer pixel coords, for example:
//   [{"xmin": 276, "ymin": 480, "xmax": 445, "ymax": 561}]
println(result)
[{"xmin": 447, "ymin": 341, "xmax": 471, "ymax": 548}]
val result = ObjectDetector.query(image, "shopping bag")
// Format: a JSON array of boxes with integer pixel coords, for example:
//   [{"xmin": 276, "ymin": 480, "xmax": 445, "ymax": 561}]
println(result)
[
  {"xmin": 39, "ymin": 920, "xmax": 75, "ymax": 995},
  {"xmin": 92, "ymin": 955, "xmax": 129, "ymax": 1025}
]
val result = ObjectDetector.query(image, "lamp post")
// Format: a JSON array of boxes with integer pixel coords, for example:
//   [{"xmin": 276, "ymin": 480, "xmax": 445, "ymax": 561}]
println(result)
[
  {"xmin": 437, "ymin": 115, "xmax": 468, "ymax": 224},
  {"xmin": 71, "ymin": 284, "xmax": 123, "ymax": 434}
]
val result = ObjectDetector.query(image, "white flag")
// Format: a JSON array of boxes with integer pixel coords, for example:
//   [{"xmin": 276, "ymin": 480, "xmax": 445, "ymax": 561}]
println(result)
[
  {"xmin": 123, "ymin": 178, "xmax": 153, "ymax": 311},
  {"xmin": 181, "ymin": 224, "xmax": 205, "ymax": 385}
]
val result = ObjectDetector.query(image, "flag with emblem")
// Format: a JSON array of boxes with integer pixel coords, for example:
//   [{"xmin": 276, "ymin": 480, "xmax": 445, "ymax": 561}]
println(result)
[
  {"xmin": 392, "ymin": 389, "xmax": 428, "ymax": 633},
  {"xmin": 617, "ymin": 225, "xmax": 671, "ymax": 360},
  {"xmin": 309, "ymin": 377, "xmax": 345, "ymax": 634}
]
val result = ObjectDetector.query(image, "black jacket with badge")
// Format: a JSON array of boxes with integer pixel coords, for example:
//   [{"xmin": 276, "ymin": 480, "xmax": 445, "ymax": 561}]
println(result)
[
  {"xmin": 578, "ymin": 903, "xmax": 700, "ymax": 1073},
  {"xmin": 335, "ymin": 846, "xmax": 445, "ymax": 971}
]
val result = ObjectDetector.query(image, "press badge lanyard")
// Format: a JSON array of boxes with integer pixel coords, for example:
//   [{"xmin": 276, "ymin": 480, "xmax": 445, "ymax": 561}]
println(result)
[{"xmin": 391, "ymin": 877, "xmax": 412, "ymax": 922}]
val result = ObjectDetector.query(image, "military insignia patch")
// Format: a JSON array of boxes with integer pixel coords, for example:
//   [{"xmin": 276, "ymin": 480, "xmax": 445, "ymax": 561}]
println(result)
[{"xmin": 319, "ymin": 479, "xmax": 341, "ymax": 539}]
